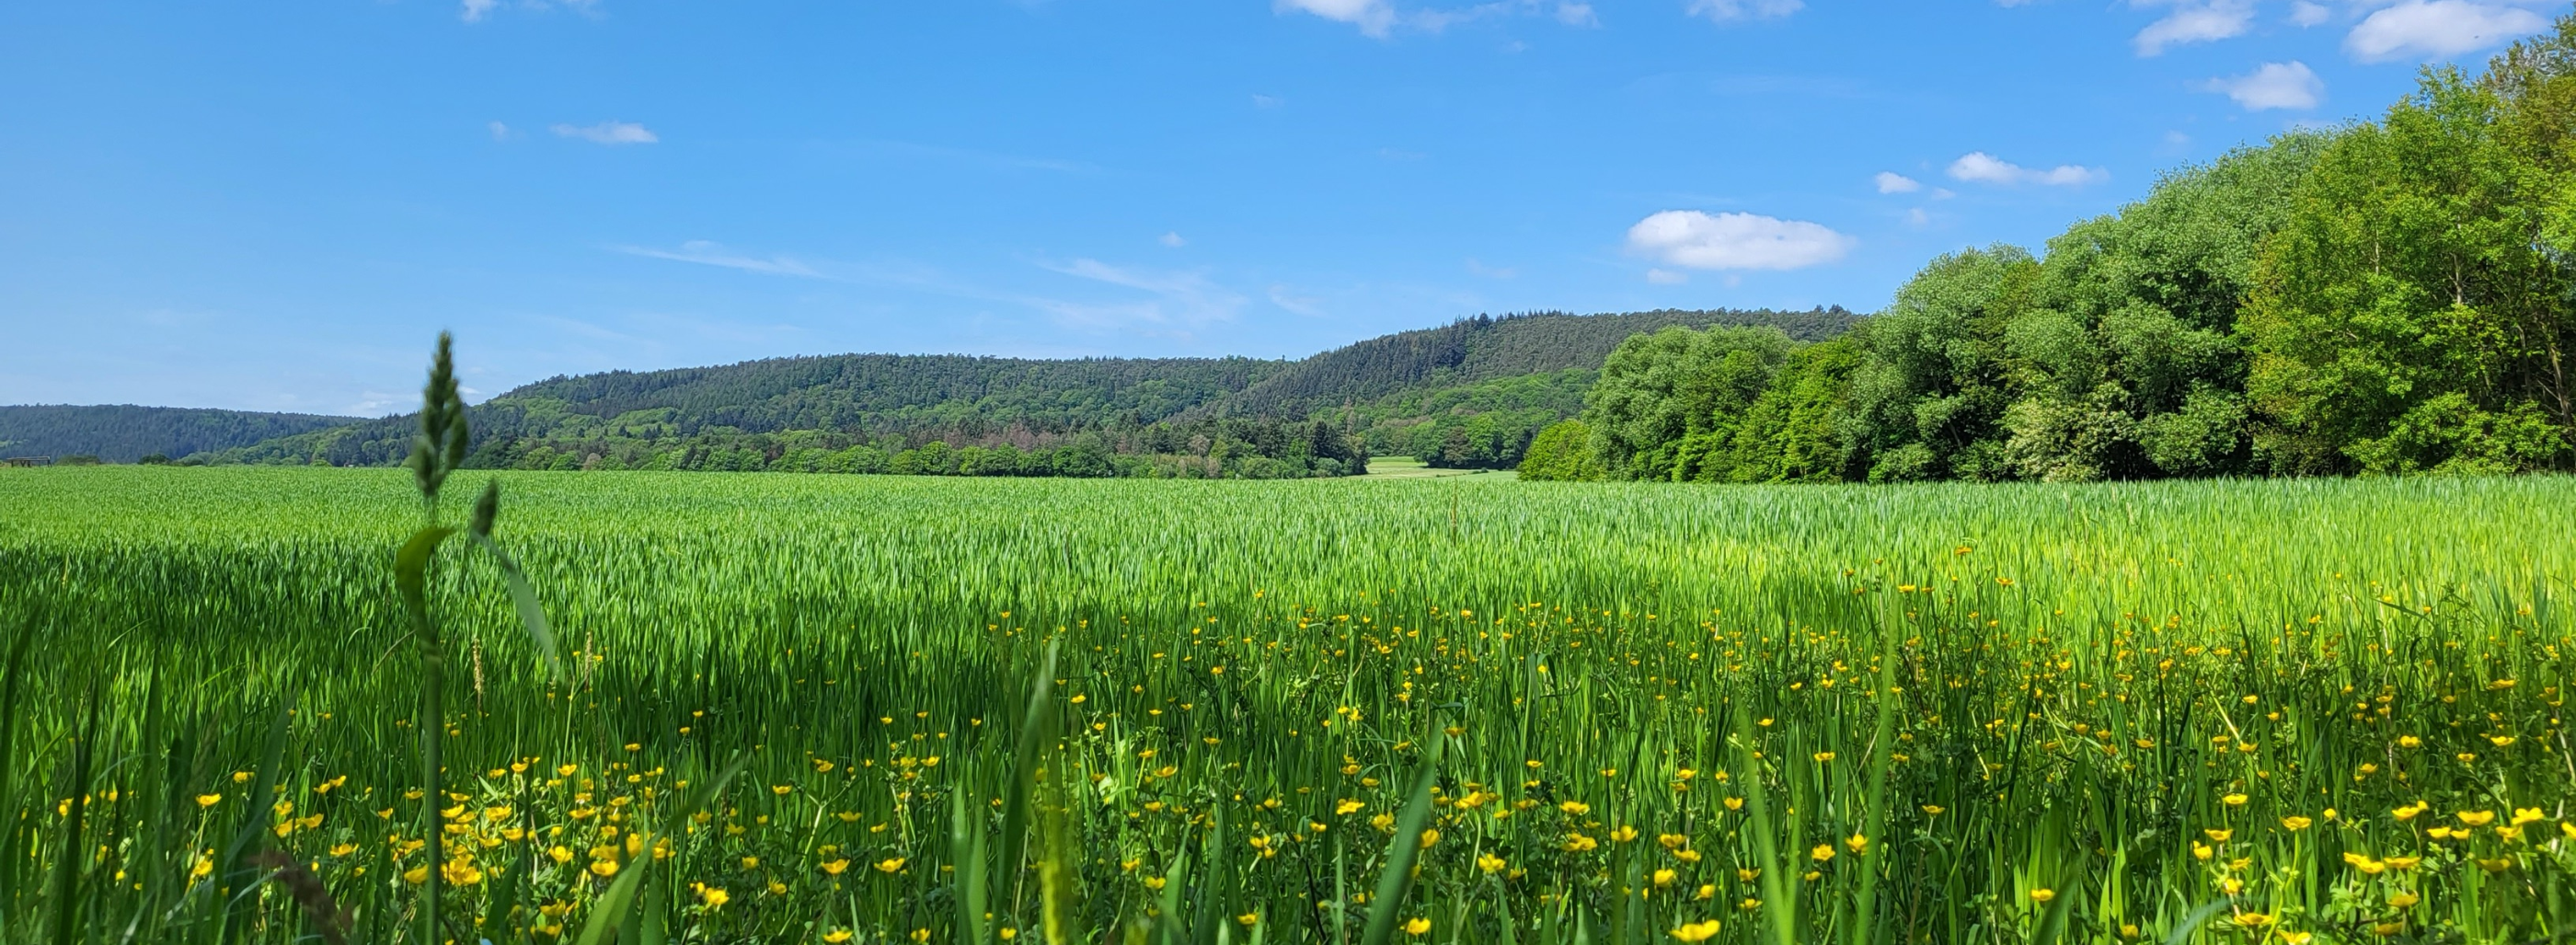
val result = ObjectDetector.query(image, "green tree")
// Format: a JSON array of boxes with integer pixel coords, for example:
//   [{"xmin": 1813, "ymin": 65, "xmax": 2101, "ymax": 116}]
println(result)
[
  {"xmin": 1995, "ymin": 134, "xmax": 2330, "ymax": 480},
  {"xmin": 1846, "ymin": 247, "xmax": 2037, "ymax": 481},
  {"xmin": 1582, "ymin": 325, "xmax": 1793, "ymax": 479},
  {"xmin": 2243, "ymin": 47, "xmax": 2576, "ymax": 474},
  {"xmin": 1717, "ymin": 337, "xmax": 1864, "ymax": 483},
  {"xmin": 1517, "ymin": 420, "xmax": 1604, "ymax": 481}
]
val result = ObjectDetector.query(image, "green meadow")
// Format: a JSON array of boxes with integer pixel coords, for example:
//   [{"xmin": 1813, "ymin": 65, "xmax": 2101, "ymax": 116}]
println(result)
[{"xmin": 0, "ymin": 466, "xmax": 2571, "ymax": 943}]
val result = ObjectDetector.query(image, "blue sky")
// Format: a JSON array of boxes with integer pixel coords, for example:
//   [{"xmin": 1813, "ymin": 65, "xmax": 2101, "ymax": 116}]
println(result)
[{"xmin": 0, "ymin": 0, "xmax": 2559, "ymax": 415}]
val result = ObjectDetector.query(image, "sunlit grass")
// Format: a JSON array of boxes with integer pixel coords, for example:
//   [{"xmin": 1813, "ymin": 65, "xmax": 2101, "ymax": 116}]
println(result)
[{"xmin": 0, "ymin": 467, "xmax": 2570, "ymax": 943}]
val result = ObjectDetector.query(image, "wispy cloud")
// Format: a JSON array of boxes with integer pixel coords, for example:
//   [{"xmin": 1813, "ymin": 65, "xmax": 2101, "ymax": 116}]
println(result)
[
  {"xmin": 1277, "ymin": 0, "xmax": 1609, "ymax": 38},
  {"xmin": 1948, "ymin": 152, "xmax": 2106, "ymax": 187},
  {"xmin": 461, "ymin": 0, "xmax": 600, "ymax": 24},
  {"xmin": 1160, "ymin": 232, "xmax": 1188, "ymax": 248},
  {"xmin": 1626, "ymin": 210, "xmax": 1853, "ymax": 271},
  {"xmin": 1874, "ymin": 171, "xmax": 1921, "ymax": 194},
  {"xmin": 615, "ymin": 240, "xmax": 1252, "ymax": 340},
  {"xmin": 616, "ymin": 241, "xmax": 826, "ymax": 278},
  {"xmin": 2202, "ymin": 61, "xmax": 2322, "ymax": 110},
  {"xmin": 848, "ymin": 140, "xmax": 1094, "ymax": 174},
  {"xmin": 345, "ymin": 390, "xmax": 407, "ymax": 415},
  {"xmin": 552, "ymin": 121, "xmax": 658, "ymax": 144},
  {"xmin": 1268, "ymin": 284, "xmax": 1328, "ymax": 317},
  {"xmin": 1035, "ymin": 259, "xmax": 1248, "ymax": 333},
  {"xmin": 2345, "ymin": 1, "xmax": 2546, "ymax": 62},
  {"xmin": 1685, "ymin": 0, "xmax": 1803, "ymax": 23}
]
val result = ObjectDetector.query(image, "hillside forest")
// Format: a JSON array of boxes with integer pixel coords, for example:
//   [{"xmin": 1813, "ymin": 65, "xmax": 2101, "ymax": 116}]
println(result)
[{"xmin": 1527, "ymin": 19, "xmax": 2576, "ymax": 483}]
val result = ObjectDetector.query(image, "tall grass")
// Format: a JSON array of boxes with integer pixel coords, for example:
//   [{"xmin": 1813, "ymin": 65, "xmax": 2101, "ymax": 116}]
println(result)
[{"xmin": 0, "ymin": 466, "xmax": 2570, "ymax": 942}]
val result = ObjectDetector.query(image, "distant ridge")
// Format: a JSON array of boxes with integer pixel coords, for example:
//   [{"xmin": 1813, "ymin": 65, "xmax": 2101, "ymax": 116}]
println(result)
[
  {"xmin": 0, "ymin": 404, "xmax": 363, "ymax": 463},
  {"xmin": 17, "ymin": 306, "xmax": 1860, "ymax": 468}
]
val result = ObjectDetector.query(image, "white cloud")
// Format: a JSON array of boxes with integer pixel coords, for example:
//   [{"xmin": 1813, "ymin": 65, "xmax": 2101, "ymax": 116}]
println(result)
[
  {"xmin": 1948, "ymin": 151, "xmax": 2106, "ymax": 187},
  {"xmin": 488, "ymin": 121, "xmax": 512, "ymax": 141},
  {"xmin": 2289, "ymin": 1, "xmax": 2330, "ymax": 27},
  {"xmin": 2345, "ymin": 1, "xmax": 2547, "ymax": 62},
  {"xmin": 1251, "ymin": 94, "xmax": 1283, "ymax": 109},
  {"xmin": 1685, "ymin": 0, "xmax": 1803, "ymax": 22},
  {"xmin": 1159, "ymin": 232, "xmax": 1188, "ymax": 248},
  {"xmin": 2134, "ymin": 1, "xmax": 2254, "ymax": 56},
  {"xmin": 2202, "ymin": 61, "xmax": 2323, "ymax": 110},
  {"xmin": 1278, "ymin": 0, "xmax": 1398, "ymax": 36},
  {"xmin": 1646, "ymin": 268, "xmax": 1689, "ymax": 284},
  {"xmin": 1556, "ymin": 2, "xmax": 1599, "ymax": 26},
  {"xmin": 1625, "ymin": 211, "xmax": 1853, "ymax": 271},
  {"xmin": 617, "ymin": 241, "xmax": 824, "ymax": 278},
  {"xmin": 1466, "ymin": 258, "xmax": 1518, "ymax": 279},
  {"xmin": 1905, "ymin": 208, "xmax": 1931, "ymax": 227},
  {"xmin": 552, "ymin": 121, "xmax": 658, "ymax": 145},
  {"xmin": 1874, "ymin": 171, "xmax": 1921, "ymax": 194},
  {"xmin": 462, "ymin": 0, "xmax": 499, "ymax": 22}
]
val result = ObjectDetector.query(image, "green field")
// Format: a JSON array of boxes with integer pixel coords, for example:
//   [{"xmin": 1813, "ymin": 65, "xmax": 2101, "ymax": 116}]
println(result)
[
  {"xmin": 1356, "ymin": 457, "xmax": 1519, "ymax": 480},
  {"xmin": 1, "ymin": 467, "xmax": 2572, "ymax": 944}
]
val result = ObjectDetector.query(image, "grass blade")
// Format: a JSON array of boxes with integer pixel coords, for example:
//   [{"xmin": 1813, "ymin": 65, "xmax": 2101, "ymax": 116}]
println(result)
[{"xmin": 1357, "ymin": 732, "xmax": 1444, "ymax": 945}]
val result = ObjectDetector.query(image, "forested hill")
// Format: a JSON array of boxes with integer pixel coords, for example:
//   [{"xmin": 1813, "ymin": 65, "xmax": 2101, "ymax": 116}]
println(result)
[
  {"xmin": 188, "ymin": 306, "xmax": 1845, "ymax": 471},
  {"xmin": 494, "ymin": 353, "xmax": 1284, "ymax": 435},
  {"xmin": 1195, "ymin": 307, "xmax": 1855, "ymax": 421},
  {"xmin": 0, "ymin": 405, "xmax": 362, "ymax": 463}
]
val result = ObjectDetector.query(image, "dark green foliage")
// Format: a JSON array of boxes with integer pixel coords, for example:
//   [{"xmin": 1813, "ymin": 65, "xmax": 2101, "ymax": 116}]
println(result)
[{"xmin": 0, "ymin": 405, "xmax": 360, "ymax": 463}]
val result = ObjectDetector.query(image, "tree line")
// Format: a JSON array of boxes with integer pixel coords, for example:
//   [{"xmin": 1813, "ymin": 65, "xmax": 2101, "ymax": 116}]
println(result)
[
  {"xmin": 1527, "ymin": 18, "xmax": 2576, "ymax": 483},
  {"xmin": 451, "ymin": 416, "xmax": 1369, "ymax": 479}
]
